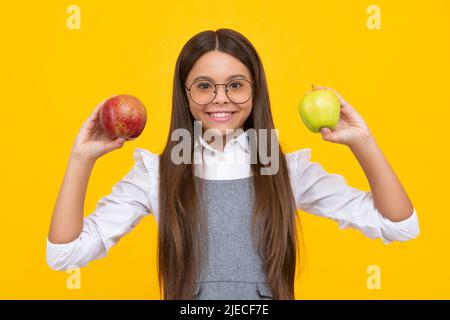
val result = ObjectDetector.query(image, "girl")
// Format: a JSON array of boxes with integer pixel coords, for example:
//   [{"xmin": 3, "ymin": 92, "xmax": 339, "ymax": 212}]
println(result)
[{"xmin": 47, "ymin": 29, "xmax": 419, "ymax": 300}]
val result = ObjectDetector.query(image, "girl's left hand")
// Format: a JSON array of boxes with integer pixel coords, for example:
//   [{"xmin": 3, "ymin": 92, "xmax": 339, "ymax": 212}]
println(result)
[{"xmin": 315, "ymin": 85, "xmax": 373, "ymax": 147}]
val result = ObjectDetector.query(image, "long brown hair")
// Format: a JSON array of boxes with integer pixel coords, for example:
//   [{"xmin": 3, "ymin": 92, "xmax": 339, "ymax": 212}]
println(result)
[{"xmin": 158, "ymin": 28, "xmax": 304, "ymax": 299}]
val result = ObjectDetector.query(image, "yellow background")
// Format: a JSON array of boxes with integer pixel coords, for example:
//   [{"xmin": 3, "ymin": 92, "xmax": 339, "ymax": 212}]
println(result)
[{"xmin": 1, "ymin": 0, "xmax": 449, "ymax": 299}]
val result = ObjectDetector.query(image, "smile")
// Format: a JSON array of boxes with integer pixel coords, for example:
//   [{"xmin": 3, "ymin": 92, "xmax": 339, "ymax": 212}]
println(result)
[{"xmin": 206, "ymin": 112, "xmax": 237, "ymax": 122}]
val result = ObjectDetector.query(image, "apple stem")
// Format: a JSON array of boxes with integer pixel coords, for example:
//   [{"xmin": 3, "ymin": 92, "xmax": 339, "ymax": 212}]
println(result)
[{"xmin": 311, "ymin": 84, "xmax": 315, "ymax": 91}]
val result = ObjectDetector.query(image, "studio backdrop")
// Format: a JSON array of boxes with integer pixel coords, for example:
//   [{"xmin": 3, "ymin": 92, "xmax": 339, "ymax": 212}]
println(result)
[{"xmin": 1, "ymin": 0, "xmax": 449, "ymax": 299}]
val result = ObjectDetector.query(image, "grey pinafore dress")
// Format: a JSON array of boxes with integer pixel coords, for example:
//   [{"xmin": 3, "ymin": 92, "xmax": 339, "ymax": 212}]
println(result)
[{"xmin": 193, "ymin": 175, "xmax": 273, "ymax": 300}]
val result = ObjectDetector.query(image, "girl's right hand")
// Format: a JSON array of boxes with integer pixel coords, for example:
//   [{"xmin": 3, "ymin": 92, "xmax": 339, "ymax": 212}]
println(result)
[{"xmin": 71, "ymin": 97, "xmax": 127, "ymax": 161}]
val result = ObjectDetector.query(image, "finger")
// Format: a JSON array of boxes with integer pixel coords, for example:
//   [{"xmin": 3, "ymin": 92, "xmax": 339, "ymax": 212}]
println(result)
[
  {"xmin": 320, "ymin": 127, "xmax": 334, "ymax": 141},
  {"xmin": 338, "ymin": 103, "xmax": 366, "ymax": 126},
  {"xmin": 339, "ymin": 103, "xmax": 358, "ymax": 117},
  {"xmin": 83, "ymin": 99, "xmax": 107, "ymax": 131},
  {"xmin": 88, "ymin": 95, "xmax": 119, "ymax": 121},
  {"xmin": 315, "ymin": 86, "xmax": 350, "ymax": 107},
  {"xmin": 89, "ymin": 100, "xmax": 105, "ymax": 119},
  {"xmin": 320, "ymin": 127, "xmax": 344, "ymax": 144},
  {"xmin": 104, "ymin": 137, "xmax": 126, "ymax": 153}
]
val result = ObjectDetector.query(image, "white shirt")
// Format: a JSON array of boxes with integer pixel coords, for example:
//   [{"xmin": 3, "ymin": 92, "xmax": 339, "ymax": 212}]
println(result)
[
  {"xmin": 193, "ymin": 129, "xmax": 252, "ymax": 180},
  {"xmin": 46, "ymin": 130, "xmax": 420, "ymax": 271}
]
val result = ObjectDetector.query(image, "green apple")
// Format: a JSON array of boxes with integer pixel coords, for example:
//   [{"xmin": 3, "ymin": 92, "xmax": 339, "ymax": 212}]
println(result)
[{"xmin": 298, "ymin": 88, "xmax": 341, "ymax": 133}]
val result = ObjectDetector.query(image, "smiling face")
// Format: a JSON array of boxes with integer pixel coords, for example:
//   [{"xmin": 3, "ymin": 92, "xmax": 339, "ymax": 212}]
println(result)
[{"xmin": 185, "ymin": 50, "xmax": 253, "ymax": 136}]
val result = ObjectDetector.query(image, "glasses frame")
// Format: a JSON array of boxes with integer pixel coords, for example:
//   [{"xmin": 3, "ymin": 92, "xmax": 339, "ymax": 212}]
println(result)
[{"xmin": 184, "ymin": 78, "xmax": 254, "ymax": 105}]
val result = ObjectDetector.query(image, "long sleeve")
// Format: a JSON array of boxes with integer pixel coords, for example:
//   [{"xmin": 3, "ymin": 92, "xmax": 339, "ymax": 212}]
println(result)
[
  {"xmin": 46, "ymin": 148, "xmax": 160, "ymax": 271},
  {"xmin": 286, "ymin": 148, "xmax": 420, "ymax": 244}
]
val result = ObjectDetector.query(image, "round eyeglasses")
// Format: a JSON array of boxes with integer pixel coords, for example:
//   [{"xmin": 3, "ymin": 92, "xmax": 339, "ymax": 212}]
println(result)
[{"xmin": 185, "ymin": 78, "xmax": 254, "ymax": 105}]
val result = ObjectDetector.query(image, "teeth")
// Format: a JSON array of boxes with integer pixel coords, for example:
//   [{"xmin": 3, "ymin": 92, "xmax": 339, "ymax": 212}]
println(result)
[{"xmin": 209, "ymin": 112, "xmax": 233, "ymax": 118}]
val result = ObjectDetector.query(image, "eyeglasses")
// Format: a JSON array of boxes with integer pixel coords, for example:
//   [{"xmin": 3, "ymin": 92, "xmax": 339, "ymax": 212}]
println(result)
[{"xmin": 185, "ymin": 78, "xmax": 254, "ymax": 105}]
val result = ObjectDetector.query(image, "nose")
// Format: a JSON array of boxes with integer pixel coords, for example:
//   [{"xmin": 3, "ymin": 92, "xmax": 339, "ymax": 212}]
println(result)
[{"xmin": 212, "ymin": 84, "xmax": 229, "ymax": 104}]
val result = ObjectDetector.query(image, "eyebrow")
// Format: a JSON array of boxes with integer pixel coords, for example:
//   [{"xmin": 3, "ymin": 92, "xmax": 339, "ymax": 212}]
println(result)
[{"xmin": 192, "ymin": 73, "xmax": 249, "ymax": 83}]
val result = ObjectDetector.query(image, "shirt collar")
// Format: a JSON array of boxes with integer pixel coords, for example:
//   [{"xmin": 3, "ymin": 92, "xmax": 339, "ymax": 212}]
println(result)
[{"xmin": 194, "ymin": 129, "xmax": 250, "ymax": 154}]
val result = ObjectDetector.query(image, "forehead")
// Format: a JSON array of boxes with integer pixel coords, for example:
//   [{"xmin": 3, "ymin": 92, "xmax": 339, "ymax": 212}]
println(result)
[{"xmin": 187, "ymin": 50, "xmax": 252, "ymax": 82}]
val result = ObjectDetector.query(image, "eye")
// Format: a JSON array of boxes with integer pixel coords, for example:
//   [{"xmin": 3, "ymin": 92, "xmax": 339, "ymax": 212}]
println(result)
[
  {"xmin": 196, "ymin": 82, "xmax": 212, "ymax": 90},
  {"xmin": 229, "ymin": 81, "xmax": 243, "ymax": 89}
]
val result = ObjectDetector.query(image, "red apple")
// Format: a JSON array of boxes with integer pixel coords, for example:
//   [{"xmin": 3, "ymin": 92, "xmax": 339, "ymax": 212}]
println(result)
[{"xmin": 99, "ymin": 95, "xmax": 147, "ymax": 140}]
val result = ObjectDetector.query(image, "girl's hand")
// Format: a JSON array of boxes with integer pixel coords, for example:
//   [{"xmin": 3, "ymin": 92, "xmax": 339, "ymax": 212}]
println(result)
[
  {"xmin": 71, "ymin": 97, "xmax": 128, "ymax": 161},
  {"xmin": 314, "ymin": 85, "xmax": 373, "ymax": 147}
]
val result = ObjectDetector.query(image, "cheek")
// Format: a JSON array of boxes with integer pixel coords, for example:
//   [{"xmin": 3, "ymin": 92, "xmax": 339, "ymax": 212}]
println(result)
[
  {"xmin": 187, "ymin": 94, "xmax": 203, "ymax": 119},
  {"xmin": 189, "ymin": 105, "xmax": 203, "ymax": 120},
  {"xmin": 239, "ymin": 102, "xmax": 253, "ymax": 118},
  {"xmin": 185, "ymin": 91, "xmax": 197, "ymax": 118}
]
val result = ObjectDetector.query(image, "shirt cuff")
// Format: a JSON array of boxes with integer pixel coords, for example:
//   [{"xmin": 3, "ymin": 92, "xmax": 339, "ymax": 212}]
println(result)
[
  {"xmin": 46, "ymin": 237, "xmax": 78, "ymax": 250},
  {"xmin": 379, "ymin": 208, "xmax": 420, "ymax": 244},
  {"xmin": 382, "ymin": 207, "xmax": 418, "ymax": 225}
]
